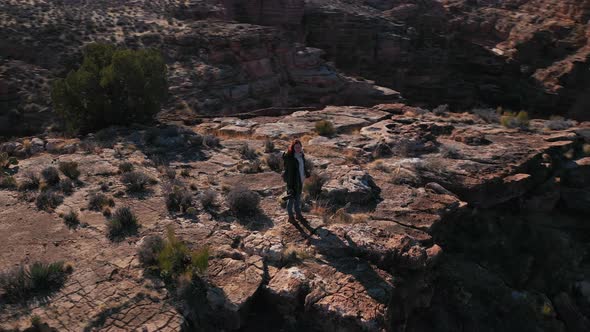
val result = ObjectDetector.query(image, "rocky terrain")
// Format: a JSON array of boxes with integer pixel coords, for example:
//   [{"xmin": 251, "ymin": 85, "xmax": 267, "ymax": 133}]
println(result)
[
  {"xmin": 3, "ymin": 0, "xmax": 590, "ymax": 138},
  {"xmin": 2, "ymin": 0, "xmax": 590, "ymax": 331},
  {"xmin": 1, "ymin": 104, "xmax": 590, "ymax": 331}
]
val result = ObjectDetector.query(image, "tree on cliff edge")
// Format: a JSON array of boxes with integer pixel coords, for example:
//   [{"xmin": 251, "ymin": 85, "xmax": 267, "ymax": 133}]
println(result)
[{"xmin": 51, "ymin": 43, "xmax": 168, "ymax": 134}]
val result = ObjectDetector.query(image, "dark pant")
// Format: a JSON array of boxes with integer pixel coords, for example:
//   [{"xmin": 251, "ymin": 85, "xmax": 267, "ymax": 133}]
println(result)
[{"xmin": 286, "ymin": 191, "xmax": 302, "ymax": 218}]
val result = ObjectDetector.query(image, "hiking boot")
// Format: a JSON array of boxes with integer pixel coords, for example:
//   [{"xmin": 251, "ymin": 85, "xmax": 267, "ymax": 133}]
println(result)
[{"xmin": 287, "ymin": 216, "xmax": 297, "ymax": 224}]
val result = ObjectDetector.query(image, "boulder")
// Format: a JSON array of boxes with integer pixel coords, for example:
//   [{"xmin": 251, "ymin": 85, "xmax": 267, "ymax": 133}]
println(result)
[{"xmin": 321, "ymin": 165, "xmax": 381, "ymax": 205}]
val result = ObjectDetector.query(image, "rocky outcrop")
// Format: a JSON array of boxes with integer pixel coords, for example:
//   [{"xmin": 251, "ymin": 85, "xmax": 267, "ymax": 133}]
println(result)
[{"xmin": 1, "ymin": 96, "xmax": 590, "ymax": 332}]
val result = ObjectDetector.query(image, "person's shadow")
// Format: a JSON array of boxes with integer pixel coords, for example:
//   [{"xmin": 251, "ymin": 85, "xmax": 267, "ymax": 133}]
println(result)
[{"xmin": 290, "ymin": 218, "xmax": 394, "ymax": 306}]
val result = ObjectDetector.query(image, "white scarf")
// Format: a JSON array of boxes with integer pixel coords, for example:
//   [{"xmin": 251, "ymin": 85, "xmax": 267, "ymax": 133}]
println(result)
[{"xmin": 294, "ymin": 152, "xmax": 305, "ymax": 183}]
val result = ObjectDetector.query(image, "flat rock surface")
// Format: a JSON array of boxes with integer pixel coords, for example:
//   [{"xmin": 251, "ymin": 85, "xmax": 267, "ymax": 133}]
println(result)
[{"xmin": 1, "ymin": 104, "xmax": 589, "ymax": 331}]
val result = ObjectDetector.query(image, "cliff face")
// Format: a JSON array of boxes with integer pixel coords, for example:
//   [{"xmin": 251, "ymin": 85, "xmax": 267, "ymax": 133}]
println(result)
[
  {"xmin": 0, "ymin": 0, "xmax": 398, "ymax": 137},
  {"xmin": 443, "ymin": 0, "xmax": 590, "ymax": 119},
  {"xmin": 226, "ymin": 0, "xmax": 590, "ymax": 119}
]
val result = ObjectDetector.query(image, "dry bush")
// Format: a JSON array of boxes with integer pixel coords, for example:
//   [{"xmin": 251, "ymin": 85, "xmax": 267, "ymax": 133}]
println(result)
[{"xmin": 226, "ymin": 186, "xmax": 260, "ymax": 216}]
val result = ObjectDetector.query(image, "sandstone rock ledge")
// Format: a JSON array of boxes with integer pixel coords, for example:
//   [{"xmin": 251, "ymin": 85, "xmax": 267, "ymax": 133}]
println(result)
[{"xmin": 1, "ymin": 104, "xmax": 589, "ymax": 331}]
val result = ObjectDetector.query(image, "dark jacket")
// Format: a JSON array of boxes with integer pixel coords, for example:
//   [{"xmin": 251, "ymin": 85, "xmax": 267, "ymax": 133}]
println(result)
[{"xmin": 282, "ymin": 151, "xmax": 310, "ymax": 194}]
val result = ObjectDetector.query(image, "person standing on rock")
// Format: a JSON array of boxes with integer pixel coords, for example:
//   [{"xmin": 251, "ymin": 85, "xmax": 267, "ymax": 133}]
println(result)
[{"xmin": 282, "ymin": 139, "xmax": 310, "ymax": 224}]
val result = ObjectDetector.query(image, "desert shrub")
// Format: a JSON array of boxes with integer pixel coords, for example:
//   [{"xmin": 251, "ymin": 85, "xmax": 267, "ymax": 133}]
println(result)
[
  {"xmin": 372, "ymin": 141, "xmax": 393, "ymax": 158},
  {"xmin": 264, "ymin": 138, "xmax": 275, "ymax": 153},
  {"xmin": 0, "ymin": 152, "xmax": 18, "ymax": 170},
  {"xmin": 63, "ymin": 210, "xmax": 80, "ymax": 228},
  {"xmin": 226, "ymin": 186, "xmax": 260, "ymax": 216},
  {"xmin": 418, "ymin": 157, "xmax": 447, "ymax": 175},
  {"xmin": 239, "ymin": 144, "xmax": 258, "ymax": 160},
  {"xmin": 264, "ymin": 153, "xmax": 282, "ymax": 172},
  {"xmin": 36, "ymin": 191, "xmax": 63, "ymax": 211},
  {"xmin": 545, "ymin": 116, "xmax": 575, "ymax": 130},
  {"xmin": 180, "ymin": 168, "xmax": 191, "ymax": 177},
  {"xmin": 58, "ymin": 161, "xmax": 80, "ymax": 180},
  {"xmin": 51, "ymin": 43, "xmax": 168, "ymax": 134},
  {"xmin": 0, "ymin": 176, "xmax": 17, "ymax": 189},
  {"xmin": 186, "ymin": 207, "xmax": 198, "ymax": 218},
  {"xmin": 0, "ymin": 152, "xmax": 8, "ymax": 169},
  {"xmin": 161, "ymin": 166, "xmax": 176, "ymax": 180},
  {"xmin": 280, "ymin": 244, "xmax": 312, "ymax": 266},
  {"xmin": 473, "ymin": 108, "xmax": 500, "ymax": 123},
  {"xmin": 203, "ymin": 134, "xmax": 220, "ymax": 148},
  {"xmin": 156, "ymin": 227, "xmax": 209, "ymax": 279},
  {"xmin": 19, "ymin": 171, "xmax": 40, "ymax": 191},
  {"xmin": 121, "ymin": 171, "xmax": 154, "ymax": 192},
  {"xmin": 60, "ymin": 178, "xmax": 74, "ymax": 195},
  {"xmin": 329, "ymin": 207, "xmax": 354, "ymax": 224},
  {"xmin": 315, "ymin": 120, "xmax": 335, "ymax": 136},
  {"xmin": 390, "ymin": 165, "xmax": 421, "ymax": 186},
  {"xmin": 138, "ymin": 235, "xmax": 164, "ymax": 266},
  {"xmin": 107, "ymin": 206, "xmax": 139, "ymax": 239},
  {"xmin": 372, "ymin": 160, "xmax": 390, "ymax": 173},
  {"xmin": 119, "ymin": 162, "xmax": 134, "ymax": 173},
  {"xmin": 500, "ymin": 111, "xmax": 529, "ymax": 129},
  {"xmin": 165, "ymin": 185, "xmax": 193, "ymax": 212},
  {"xmin": 239, "ymin": 160, "xmax": 262, "ymax": 174},
  {"xmin": 0, "ymin": 261, "xmax": 71, "ymax": 302},
  {"xmin": 30, "ymin": 315, "xmax": 42, "ymax": 328},
  {"xmin": 41, "ymin": 167, "xmax": 60, "ymax": 186},
  {"xmin": 304, "ymin": 173, "xmax": 327, "ymax": 199},
  {"xmin": 440, "ymin": 145, "xmax": 462, "ymax": 159},
  {"xmin": 88, "ymin": 192, "xmax": 115, "ymax": 211},
  {"xmin": 200, "ymin": 190, "xmax": 218, "ymax": 210},
  {"xmin": 432, "ymin": 104, "xmax": 449, "ymax": 115},
  {"xmin": 100, "ymin": 182, "xmax": 110, "ymax": 191}
]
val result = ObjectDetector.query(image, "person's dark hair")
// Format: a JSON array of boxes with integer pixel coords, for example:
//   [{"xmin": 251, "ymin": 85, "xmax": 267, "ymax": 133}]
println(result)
[{"xmin": 287, "ymin": 139, "xmax": 302, "ymax": 155}]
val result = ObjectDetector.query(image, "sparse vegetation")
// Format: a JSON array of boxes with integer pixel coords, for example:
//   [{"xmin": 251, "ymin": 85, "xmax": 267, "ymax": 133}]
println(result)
[
  {"xmin": 0, "ymin": 261, "xmax": 72, "ymax": 303},
  {"xmin": 239, "ymin": 160, "xmax": 263, "ymax": 174},
  {"xmin": 63, "ymin": 210, "xmax": 80, "ymax": 228},
  {"xmin": 264, "ymin": 138, "xmax": 275, "ymax": 153},
  {"xmin": 138, "ymin": 227, "xmax": 208, "ymax": 279},
  {"xmin": 500, "ymin": 111, "xmax": 529, "ymax": 129},
  {"xmin": 160, "ymin": 166, "xmax": 176, "ymax": 180},
  {"xmin": 373, "ymin": 160, "xmax": 390, "ymax": 173},
  {"xmin": 545, "ymin": 116, "xmax": 575, "ymax": 130},
  {"xmin": 389, "ymin": 165, "xmax": 421, "ymax": 186},
  {"xmin": 58, "ymin": 161, "xmax": 80, "ymax": 180},
  {"xmin": 41, "ymin": 167, "xmax": 60, "ymax": 186},
  {"xmin": 204, "ymin": 134, "xmax": 221, "ymax": 148},
  {"xmin": 226, "ymin": 186, "xmax": 260, "ymax": 216},
  {"xmin": 165, "ymin": 185, "xmax": 193, "ymax": 213},
  {"xmin": 473, "ymin": 107, "xmax": 500, "ymax": 123},
  {"xmin": 264, "ymin": 153, "xmax": 282, "ymax": 172},
  {"xmin": 107, "ymin": 206, "xmax": 139, "ymax": 239},
  {"xmin": 239, "ymin": 144, "xmax": 258, "ymax": 160},
  {"xmin": 280, "ymin": 244, "xmax": 312, "ymax": 266},
  {"xmin": 121, "ymin": 171, "xmax": 154, "ymax": 192},
  {"xmin": 51, "ymin": 43, "xmax": 168, "ymax": 133},
  {"xmin": 304, "ymin": 173, "xmax": 327, "ymax": 199},
  {"xmin": 60, "ymin": 178, "xmax": 75, "ymax": 195},
  {"xmin": 88, "ymin": 192, "xmax": 115, "ymax": 211},
  {"xmin": 200, "ymin": 190, "xmax": 218, "ymax": 210},
  {"xmin": 138, "ymin": 235, "xmax": 164, "ymax": 267},
  {"xmin": 180, "ymin": 168, "xmax": 191, "ymax": 177},
  {"xmin": 19, "ymin": 171, "xmax": 40, "ymax": 191},
  {"xmin": 119, "ymin": 162, "xmax": 134, "ymax": 173},
  {"xmin": 0, "ymin": 152, "xmax": 18, "ymax": 173},
  {"xmin": 36, "ymin": 190, "xmax": 64, "ymax": 211},
  {"xmin": 315, "ymin": 119, "xmax": 336, "ymax": 136},
  {"xmin": 440, "ymin": 145, "xmax": 462, "ymax": 159},
  {"xmin": 0, "ymin": 176, "xmax": 17, "ymax": 189}
]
